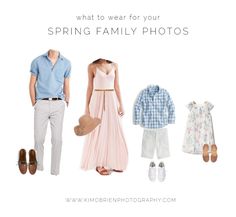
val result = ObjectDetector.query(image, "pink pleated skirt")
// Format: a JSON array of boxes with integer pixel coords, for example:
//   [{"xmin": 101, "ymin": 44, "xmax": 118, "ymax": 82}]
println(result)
[{"xmin": 81, "ymin": 90, "xmax": 128, "ymax": 171}]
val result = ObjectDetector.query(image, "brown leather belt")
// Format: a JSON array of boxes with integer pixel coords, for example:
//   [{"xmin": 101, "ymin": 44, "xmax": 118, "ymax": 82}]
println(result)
[{"xmin": 94, "ymin": 89, "xmax": 114, "ymax": 91}]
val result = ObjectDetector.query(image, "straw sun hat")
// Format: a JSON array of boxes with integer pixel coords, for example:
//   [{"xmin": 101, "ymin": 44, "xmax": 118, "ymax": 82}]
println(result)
[{"xmin": 74, "ymin": 115, "xmax": 101, "ymax": 136}]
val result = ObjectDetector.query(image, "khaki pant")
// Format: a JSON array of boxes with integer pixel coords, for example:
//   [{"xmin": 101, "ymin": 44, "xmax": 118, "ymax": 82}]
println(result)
[{"xmin": 34, "ymin": 100, "xmax": 65, "ymax": 175}]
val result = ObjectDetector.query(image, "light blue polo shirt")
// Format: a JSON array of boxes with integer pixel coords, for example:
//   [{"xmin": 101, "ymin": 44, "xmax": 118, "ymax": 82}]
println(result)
[{"xmin": 30, "ymin": 52, "xmax": 71, "ymax": 100}]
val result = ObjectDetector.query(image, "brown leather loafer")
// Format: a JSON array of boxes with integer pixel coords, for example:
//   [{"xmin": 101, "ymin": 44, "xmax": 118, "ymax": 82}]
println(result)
[
  {"xmin": 18, "ymin": 149, "xmax": 27, "ymax": 174},
  {"xmin": 28, "ymin": 149, "xmax": 37, "ymax": 175}
]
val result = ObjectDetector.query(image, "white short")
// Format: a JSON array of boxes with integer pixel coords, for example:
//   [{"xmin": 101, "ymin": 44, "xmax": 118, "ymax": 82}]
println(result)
[{"xmin": 141, "ymin": 128, "xmax": 170, "ymax": 159}]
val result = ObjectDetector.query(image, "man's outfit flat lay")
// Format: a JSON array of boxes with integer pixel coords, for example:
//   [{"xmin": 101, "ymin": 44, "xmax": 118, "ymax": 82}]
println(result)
[
  {"xmin": 133, "ymin": 85, "xmax": 175, "ymax": 159},
  {"xmin": 30, "ymin": 51, "xmax": 71, "ymax": 175}
]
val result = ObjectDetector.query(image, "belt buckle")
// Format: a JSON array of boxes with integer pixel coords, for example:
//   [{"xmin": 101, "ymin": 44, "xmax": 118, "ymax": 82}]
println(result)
[{"xmin": 49, "ymin": 97, "xmax": 53, "ymax": 101}]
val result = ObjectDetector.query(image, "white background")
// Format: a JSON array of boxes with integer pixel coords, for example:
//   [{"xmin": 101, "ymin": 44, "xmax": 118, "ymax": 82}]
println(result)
[{"xmin": 0, "ymin": 0, "xmax": 235, "ymax": 216}]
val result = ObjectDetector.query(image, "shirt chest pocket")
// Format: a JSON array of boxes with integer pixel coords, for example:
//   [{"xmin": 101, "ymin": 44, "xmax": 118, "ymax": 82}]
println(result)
[
  {"xmin": 155, "ymin": 98, "xmax": 166, "ymax": 112},
  {"xmin": 142, "ymin": 98, "xmax": 153, "ymax": 111}
]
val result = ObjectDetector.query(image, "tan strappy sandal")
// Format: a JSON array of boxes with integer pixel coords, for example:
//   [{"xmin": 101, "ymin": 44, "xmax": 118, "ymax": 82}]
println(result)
[
  {"xmin": 202, "ymin": 144, "xmax": 209, "ymax": 162},
  {"xmin": 211, "ymin": 144, "xmax": 218, "ymax": 162},
  {"xmin": 96, "ymin": 167, "xmax": 111, "ymax": 175},
  {"xmin": 112, "ymin": 169, "xmax": 123, "ymax": 173}
]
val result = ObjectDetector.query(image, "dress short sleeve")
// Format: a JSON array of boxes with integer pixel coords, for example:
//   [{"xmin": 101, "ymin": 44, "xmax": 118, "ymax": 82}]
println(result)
[
  {"xmin": 187, "ymin": 101, "xmax": 195, "ymax": 110},
  {"xmin": 205, "ymin": 101, "xmax": 214, "ymax": 111}
]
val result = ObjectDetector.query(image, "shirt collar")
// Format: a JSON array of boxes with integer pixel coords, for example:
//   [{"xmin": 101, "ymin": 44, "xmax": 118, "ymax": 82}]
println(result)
[
  {"xmin": 146, "ymin": 85, "xmax": 160, "ymax": 100},
  {"xmin": 43, "ymin": 51, "xmax": 64, "ymax": 60},
  {"xmin": 147, "ymin": 85, "xmax": 160, "ymax": 93}
]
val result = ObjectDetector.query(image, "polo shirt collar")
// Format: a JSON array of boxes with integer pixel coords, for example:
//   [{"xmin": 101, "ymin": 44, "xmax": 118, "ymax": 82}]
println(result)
[{"xmin": 43, "ymin": 51, "xmax": 64, "ymax": 60}]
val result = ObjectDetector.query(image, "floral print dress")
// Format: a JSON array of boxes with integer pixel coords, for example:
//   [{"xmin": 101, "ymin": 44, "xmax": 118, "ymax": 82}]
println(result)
[{"xmin": 183, "ymin": 101, "xmax": 215, "ymax": 154}]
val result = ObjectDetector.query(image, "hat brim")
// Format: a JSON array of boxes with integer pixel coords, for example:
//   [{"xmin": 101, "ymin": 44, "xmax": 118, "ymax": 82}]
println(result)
[{"xmin": 74, "ymin": 118, "xmax": 101, "ymax": 136}]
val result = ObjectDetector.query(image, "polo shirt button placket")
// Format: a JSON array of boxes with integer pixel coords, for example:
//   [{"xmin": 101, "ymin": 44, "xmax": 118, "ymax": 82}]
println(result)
[{"xmin": 50, "ymin": 61, "xmax": 54, "ymax": 71}]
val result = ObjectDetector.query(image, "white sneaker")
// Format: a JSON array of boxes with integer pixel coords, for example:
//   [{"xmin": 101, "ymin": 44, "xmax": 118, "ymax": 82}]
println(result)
[
  {"xmin": 148, "ymin": 161, "xmax": 156, "ymax": 182},
  {"xmin": 158, "ymin": 162, "xmax": 166, "ymax": 182}
]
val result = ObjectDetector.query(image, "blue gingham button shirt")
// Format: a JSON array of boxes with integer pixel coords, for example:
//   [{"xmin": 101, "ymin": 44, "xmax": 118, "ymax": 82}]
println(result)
[{"xmin": 133, "ymin": 85, "xmax": 175, "ymax": 128}]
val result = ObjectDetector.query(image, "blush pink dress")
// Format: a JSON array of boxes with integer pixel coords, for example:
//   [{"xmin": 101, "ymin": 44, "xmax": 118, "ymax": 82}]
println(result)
[{"xmin": 81, "ymin": 65, "xmax": 128, "ymax": 171}]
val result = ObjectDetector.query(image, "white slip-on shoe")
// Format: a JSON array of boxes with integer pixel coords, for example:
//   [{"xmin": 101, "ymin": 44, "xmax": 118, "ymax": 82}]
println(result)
[
  {"xmin": 158, "ymin": 162, "xmax": 166, "ymax": 182},
  {"xmin": 148, "ymin": 161, "xmax": 156, "ymax": 182}
]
